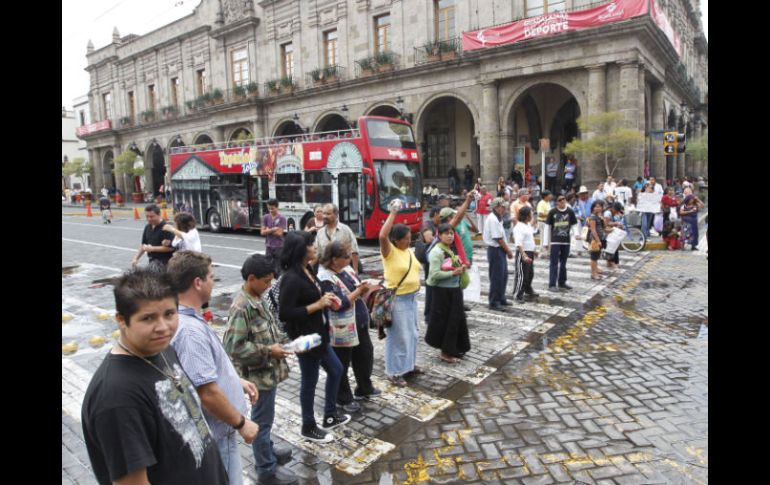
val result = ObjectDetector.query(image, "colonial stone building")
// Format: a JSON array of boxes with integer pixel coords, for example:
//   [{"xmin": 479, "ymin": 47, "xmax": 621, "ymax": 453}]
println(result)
[{"xmin": 79, "ymin": 0, "xmax": 707, "ymax": 197}]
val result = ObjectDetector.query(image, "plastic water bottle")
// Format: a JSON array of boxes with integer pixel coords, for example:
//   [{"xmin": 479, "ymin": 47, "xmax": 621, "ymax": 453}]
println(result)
[{"xmin": 283, "ymin": 333, "xmax": 322, "ymax": 353}]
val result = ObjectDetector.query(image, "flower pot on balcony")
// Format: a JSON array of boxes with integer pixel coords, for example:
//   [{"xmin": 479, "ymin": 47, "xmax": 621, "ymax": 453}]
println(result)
[
  {"xmin": 361, "ymin": 68, "xmax": 375, "ymax": 77},
  {"xmin": 441, "ymin": 50, "xmax": 457, "ymax": 61},
  {"xmin": 377, "ymin": 63, "xmax": 395, "ymax": 73},
  {"xmin": 427, "ymin": 53, "xmax": 441, "ymax": 63}
]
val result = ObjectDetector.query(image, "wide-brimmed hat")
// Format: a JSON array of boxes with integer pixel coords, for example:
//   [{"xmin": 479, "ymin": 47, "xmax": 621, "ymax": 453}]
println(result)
[
  {"xmin": 439, "ymin": 207, "xmax": 456, "ymax": 219},
  {"xmin": 577, "ymin": 185, "xmax": 589, "ymax": 194}
]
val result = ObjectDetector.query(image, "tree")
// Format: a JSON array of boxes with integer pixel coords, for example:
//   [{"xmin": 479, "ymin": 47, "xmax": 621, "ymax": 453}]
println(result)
[
  {"xmin": 563, "ymin": 112, "xmax": 645, "ymax": 177},
  {"xmin": 687, "ymin": 134, "xmax": 708, "ymax": 164},
  {"xmin": 113, "ymin": 150, "xmax": 144, "ymax": 193},
  {"xmin": 62, "ymin": 157, "xmax": 93, "ymax": 180}
]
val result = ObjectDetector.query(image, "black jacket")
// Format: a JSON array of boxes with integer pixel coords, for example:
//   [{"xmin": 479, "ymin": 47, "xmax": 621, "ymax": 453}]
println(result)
[{"xmin": 278, "ymin": 266, "xmax": 329, "ymax": 356}]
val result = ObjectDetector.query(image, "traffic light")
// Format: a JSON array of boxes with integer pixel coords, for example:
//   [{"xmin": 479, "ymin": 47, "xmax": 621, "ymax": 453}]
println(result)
[
  {"xmin": 664, "ymin": 132, "xmax": 677, "ymax": 156},
  {"xmin": 676, "ymin": 133, "xmax": 686, "ymax": 154}
]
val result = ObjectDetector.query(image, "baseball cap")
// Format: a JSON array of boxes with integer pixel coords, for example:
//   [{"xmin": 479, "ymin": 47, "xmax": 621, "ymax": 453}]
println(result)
[
  {"xmin": 439, "ymin": 207, "xmax": 456, "ymax": 219},
  {"xmin": 490, "ymin": 197, "xmax": 506, "ymax": 208}
]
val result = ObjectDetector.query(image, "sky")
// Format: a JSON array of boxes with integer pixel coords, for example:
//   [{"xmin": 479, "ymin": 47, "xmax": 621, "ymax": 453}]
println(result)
[{"xmin": 61, "ymin": 0, "xmax": 708, "ymax": 110}]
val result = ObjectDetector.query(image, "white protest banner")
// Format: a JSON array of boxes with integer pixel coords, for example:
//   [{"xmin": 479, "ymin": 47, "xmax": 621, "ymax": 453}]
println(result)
[{"xmin": 636, "ymin": 192, "xmax": 663, "ymax": 213}]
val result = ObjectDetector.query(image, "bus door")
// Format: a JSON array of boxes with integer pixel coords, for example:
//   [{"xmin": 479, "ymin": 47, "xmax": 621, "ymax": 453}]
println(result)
[
  {"xmin": 248, "ymin": 175, "xmax": 270, "ymax": 227},
  {"xmin": 337, "ymin": 172, "xmax": 363, "ymax": 236}
]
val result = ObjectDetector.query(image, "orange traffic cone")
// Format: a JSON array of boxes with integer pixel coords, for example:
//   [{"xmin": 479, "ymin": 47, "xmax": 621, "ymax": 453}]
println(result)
[
  {"xmin": 134, "ymin": 208, "xmax": 140, "ymax": 220},
  {"xmin": 162, "ymin": 208, "xmax": 168, "ymax": 220},
  {"xmin": 86, "ymin": 202, "xmax": 92, "ymax": 217}
]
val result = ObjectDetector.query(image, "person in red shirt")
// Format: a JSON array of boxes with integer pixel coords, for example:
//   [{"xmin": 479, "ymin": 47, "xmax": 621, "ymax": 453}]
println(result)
[
  {"xmin": 661, "ymin": 187, "xmax": 679, "ymax": 224},
  {"xmin": 475, "ymin": 186, "xmax": 493, "ymax": 234}
]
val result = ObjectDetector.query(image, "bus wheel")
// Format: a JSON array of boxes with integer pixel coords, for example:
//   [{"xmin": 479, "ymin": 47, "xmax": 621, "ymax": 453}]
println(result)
[{"xmin": 208, "ymin": 210, "xmax": 223, "ymax": 233}]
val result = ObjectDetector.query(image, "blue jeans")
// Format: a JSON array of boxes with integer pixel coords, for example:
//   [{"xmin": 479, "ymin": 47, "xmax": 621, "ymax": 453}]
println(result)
[
  {"xmin": 297, "ymin": 343, "xmax": 343, "ymax": 428},
  {"xmin": 549, "ymin": 244, "xmax": 570, "ymax": 287},
  {"xmin": 487, "ymin": 246, "xmax": 509, "ymax": 306},
  {"xmin": 683, "ymin": 215, "xmax": 699, "ymax": 248},
  {"xmin": 251, "ymin": 387, "xmax": 278, "ymax": 479},
  {"xmin": 216, "ymin": 431, "xmax": 243, "ymax": 485},
  {"xmin": 641, "ymin": 212, "xmax": 654, "ymax": 237}
]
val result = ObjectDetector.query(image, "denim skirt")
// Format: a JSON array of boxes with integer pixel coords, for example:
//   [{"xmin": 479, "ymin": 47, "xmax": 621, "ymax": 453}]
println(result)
[{"xmin": 383, "ymin": 291, "xmax": 419, "ymax": 377}]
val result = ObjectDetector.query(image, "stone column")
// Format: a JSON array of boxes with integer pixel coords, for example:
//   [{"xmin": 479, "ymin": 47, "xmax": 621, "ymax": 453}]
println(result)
[
  {"xmin": 583, "ymin": 64, "xmax": 607, "ymax": 187},
  {"xmin": 650, "ymin": 87, "xmax": 665, "ymax": 179},
  {"xmin": 92, "ymin": 149, "xmax": 104, "ymax": 191},
  {"xmin": 617, "ymin": 61, "xmax": 644, "ymax": 182},
  {"xmin": 480, "ymin": 81, "xmax": 501, "ymax": 186}
]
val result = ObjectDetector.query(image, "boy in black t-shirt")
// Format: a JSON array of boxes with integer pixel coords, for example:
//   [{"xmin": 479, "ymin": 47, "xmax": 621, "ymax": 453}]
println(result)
[{"xmin": 81, "ymin": 270, "xmax": 229, "ymax": 485}]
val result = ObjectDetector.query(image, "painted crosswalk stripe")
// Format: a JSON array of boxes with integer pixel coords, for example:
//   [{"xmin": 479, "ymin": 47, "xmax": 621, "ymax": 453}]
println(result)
[{"xmin": 272, "ymin": 395, "xmax": 395, "ymax": 475}]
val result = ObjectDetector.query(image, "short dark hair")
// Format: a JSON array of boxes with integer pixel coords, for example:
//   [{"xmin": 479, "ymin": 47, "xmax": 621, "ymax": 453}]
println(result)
[
  {"xmin": 267, "ymin": 198, "xmax": 279, "ymax": 208},
  {"xmin": 240, "ymin": 254, "xmax": 274, "ymax": 281},
  {"xmin": 114, "ymin": 269, "xmax": 177, "ymax": 325},
  {"xmin": 590, "ymin": 200, "xmax": 605, "ymax": 212},
  {"xmin": 389, "ymin": 224, "xmax": 411, "ymax": 244},
  {"xmin": 145, "ymin": 204, "xmax": 161, "ymax": 215},
  {"xmin": 319, "ymin": 240, "xmax": 351, "ymax": 269},
  {"xmin": 437, "ymin": 223, "xmax": 454, "ymax": 235},
  {"xmin": 174, "ymin": 212, "xmax": 196, "ymax": 232},
  {"xmin": 429, "ymin": 207, "xmax": 441, "ymax": 218},
  {"xmin": 280, "ymin": 231, "xmax": 314, "ymax": 270},
  {"xmin": 518, "ymin": 206, "xmax": 533, "ymax": 223},
  {"xmin": 167, "ymin": 251, "xmax": 212, "ymax": 292},
  {"xmin": 541, "ymin": 190, "xmax": 552, "ymax": 199}
]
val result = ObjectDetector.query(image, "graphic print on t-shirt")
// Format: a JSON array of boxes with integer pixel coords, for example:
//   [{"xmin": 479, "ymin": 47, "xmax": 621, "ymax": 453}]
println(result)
[{"xmin": 156, "ymin": 362, "xmax": 214, "ymax": 468}]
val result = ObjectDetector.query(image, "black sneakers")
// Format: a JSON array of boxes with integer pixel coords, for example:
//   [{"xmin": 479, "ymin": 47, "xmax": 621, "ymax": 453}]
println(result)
[
  {"xmin": 301, "ymin": 425, "xmax": 333, "ymax": 443},
  {"xmin": 321, "ymin": 414, "xmax": 351, "ymax": 430},
  {"xmin": 559, "ymin": 283, "xmax": 573, "ymax": 290},
  {"xmin": 354, "ymin": 388, "xmax": 383, "ymax": 401}
]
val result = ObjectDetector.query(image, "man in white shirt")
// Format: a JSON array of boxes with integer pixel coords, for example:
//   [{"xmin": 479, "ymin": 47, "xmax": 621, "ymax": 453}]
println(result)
[
  {"xmin": 603, "ymin": 176, "xmax": 617, "ymax": 198},
  {"xmin": 592, "ymin": 183, "xmax": 606, "ymax": 202},
  {"xmin": 483, "ymin": 198, "xmax": 514, "ymax": 310},
  {"xmin": 613, "ymin": 179, "xmax": 633, "ymax": 208},
  {"xmin": 649, "ymin": 176, "xmax": 664, "ymax": 195}
]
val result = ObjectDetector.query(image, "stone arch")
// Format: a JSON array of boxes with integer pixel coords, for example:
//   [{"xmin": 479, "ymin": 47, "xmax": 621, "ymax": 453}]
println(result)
[
  {"xmin": 414, "ymin": 91, "xmax": 481, "ymax": 141},
  {"xmin": 227, "ymin": 127, "xmax": 253, "ymax": 142},
  {"xmin": 193, "ymin": 132, "xmax": 215, "ymax": 145},
  {"xmin": 366, "ymin": 103, "xmax": 401, "ymax": 118},
  {"xmin": 168, "ymin": 135, "xmax": 186, "ymax": 153},
  {"xmin": 313, "ymin": 111, "xmax": 351, "ymax": 133},
  {"xmin": 501, "ymin": 80, "xmax": 585, "ymax": 139},
  {"xmin": 102, "ymin": 149, "xmax": 116, "ymax": 189},
  {"xmin": 272, "ymin": 118, "xmax": 305, "ymax": 137},
  {"xmin": 145, "ymin": 140, "xmax": 166, "ymax": 196}
]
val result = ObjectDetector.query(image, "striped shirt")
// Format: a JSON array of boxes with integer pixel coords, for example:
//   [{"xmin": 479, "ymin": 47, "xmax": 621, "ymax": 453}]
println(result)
[{"xmin": 171, "ymin": 304, "xmax": 248, "ymax": 441}]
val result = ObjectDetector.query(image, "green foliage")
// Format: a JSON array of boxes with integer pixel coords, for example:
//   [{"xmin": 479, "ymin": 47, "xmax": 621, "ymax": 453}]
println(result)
[
  {"xmin": 234, "ymin": 85, "xmax": 247, "ymax": 96},
  {"xmin": 423, "ymin": 41, "xmax": 441, "ymax": 55},
  {"xmin": 246, "ymin": 81, "xmax": 259, "ymax": 93},
  {"xmin": 357, "ymin": 57, "xmax": 374, "ymax": 71},
  {"xmin": 280, "ymin": 76, "xmax": 294, "ymax": 87},
  {"xmin": 113, "ymin": 150, "xmax": 143, "ymax": 176},
  {"xmin": 324, "ymin": 65, "xmax": 338, "ymax": 78},
  {"xmin": 310, "ymin": 68, "xmax": 323, "ymax": 81},
  {"xmin": 687, "ymin": 134, "xmax": 708, "ymax": 163},
  {"xmin": 375, "ymin": 51, "xmax": 394, "ymax": 65},
  {"xmin": 212, "ymin": 88, "xmax": 223, "ymax": 100},
  {"xmin": 266, "ymin": 80, "xmax": 279, "ymax": 91},
  {"xmin": 563, "ymin": 112, "xmax": 645, "ymax": 177},
  {"xmin": 233, "ymin": 130, "xmax": 252, "ymax": 142},
  {"xmin": 62, "ymin": 157, "xmax": 92, "ymax": 178}
]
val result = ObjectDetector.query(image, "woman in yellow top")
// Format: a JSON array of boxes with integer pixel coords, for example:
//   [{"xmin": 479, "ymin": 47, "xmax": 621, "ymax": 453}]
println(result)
[{"xmin": 379, "ymin": 200, "xmax": 423, "ymax": 387}]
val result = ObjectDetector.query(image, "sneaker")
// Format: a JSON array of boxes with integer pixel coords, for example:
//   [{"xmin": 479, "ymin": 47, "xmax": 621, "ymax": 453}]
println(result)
[
  {"xmin": 301, "ymin": 425, "xmax": 333, "ymax": 443},
  {"xmin": 274, "ymin": 446, "xmax": 292, "ymax": 465},
  {"xmin": 321, "ymin": 414, "xmax": 351, "ymax": 430},
  {"xmin": 489, "ymin": 303, "xmax": 503, "ymax": 311},
  {"xmin": 525, "ymin": 291, "xmax": 540, "ymax": 298},
  {"xmin": 548, "ymin": 286, "xmax": 559, "ymax": 292},
  {"xmin": 558, "ymin": 284, "xmax": 573, "ymax": 290},
  {"xmin": 500, "ymin": 300, "xmax": 513, "ymax": 306},
  {"xmin": 514, "ymin": 296, "xmax": 526, "ymax": 303},
  {"xmin": 340, "ymin": 401, "xmax": 361, "ymax": 413},
  {"xmin": 354, "ymin": 388, "xmax": 383, "ymax": 400},
  {"xmin": 257, "ymin": 465, "xmax": 299, "ymax": 485}
]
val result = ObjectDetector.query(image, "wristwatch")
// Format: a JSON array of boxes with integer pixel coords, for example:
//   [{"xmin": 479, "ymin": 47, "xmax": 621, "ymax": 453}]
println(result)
[{"xmin": 233, "ymin": 415, "xmax": 246, "ymax": 430}]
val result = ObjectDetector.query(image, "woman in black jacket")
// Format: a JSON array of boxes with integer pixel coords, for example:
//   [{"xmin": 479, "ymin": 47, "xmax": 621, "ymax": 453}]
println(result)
[{"xmin": 278, "ymin": 231, "xmax": 349, "ymax": 443}]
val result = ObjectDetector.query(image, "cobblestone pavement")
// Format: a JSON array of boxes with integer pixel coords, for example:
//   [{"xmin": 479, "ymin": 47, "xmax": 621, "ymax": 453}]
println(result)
[{"xmin": 63, "ymin": 237, "xmax": 707, "ymax": 485}]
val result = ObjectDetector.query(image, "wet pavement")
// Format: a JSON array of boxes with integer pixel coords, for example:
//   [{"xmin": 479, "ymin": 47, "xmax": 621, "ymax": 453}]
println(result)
[{"xmin": 63, "ymin": 217, "xmax": 707, "ymax": 485}]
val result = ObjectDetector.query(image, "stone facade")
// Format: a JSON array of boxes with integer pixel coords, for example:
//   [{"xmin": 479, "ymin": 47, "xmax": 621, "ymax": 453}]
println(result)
[{"xmin": 80, "ymin": 0, "xmax": 707, "ymax": 195}]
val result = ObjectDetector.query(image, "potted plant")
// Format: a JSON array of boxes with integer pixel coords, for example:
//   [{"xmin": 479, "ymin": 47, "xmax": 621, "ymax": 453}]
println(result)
[
  {"xmin": 246, "ymin": 81, "xmax": 259, "ymax": 97},
  {"xmin": 324, "ymin": 65, "xmax": 339, "ymax": 82},
  {"xmin": 440, "ymin": 39, "xmax": 458, "ymax": 61},
  {"xmin": 424, "ymin": 41, "xmax": 441, "ymax": 62},
  {"xmin": 266, "ymin": 80, "xmax": 280, "ymax": 95},
  {"xmin": 120, "ymin": 116, "xmax": 133, "ymax": 128},
  {"xmin": 357, "ymin": 57, "xmax": 375, "ymax": 77},
  {"xmin": 280, "ymin": 76, "xmax": 294, "ymax": 94},
  {"xmin": 161, "ymin": 105, "xmax": 177, "ymax": 119},
  {"xmin": 375, "ymin": 51, "xmax": 395, "ymax": 72},
  {"xmin": 234, "ymin": 85, "xmax": 247, "ymax": 99},
  {"xmin": 310, "ymin": 68, "xmax": 324, "ymax": 85},
  {"xmin": 212, "ymin": 89, "xmax": 224, "ymax": 104},
  {"xmin": 140, "ymin": 110, "xmax": 155, "ymax": 123},
  {"xmin": 113, "ymin": 150, "xmax": 145, "ymax": 203}
]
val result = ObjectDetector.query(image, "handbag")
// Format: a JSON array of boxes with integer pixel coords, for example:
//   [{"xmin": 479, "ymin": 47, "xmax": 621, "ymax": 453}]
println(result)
[
  {"xmin": 590, "ymin": 238, "xmax": 601, "ymax": 252},
  {"xmin": 439, "ymin": 245, "xmax": 470, "ymax": 290},
  {"xmin": 370, "ymin": 253, "xmax": 413, "ymax": 339},
  {"xmin": 326, "ymin": 272, "xmax": 360, "ymax": 348}
]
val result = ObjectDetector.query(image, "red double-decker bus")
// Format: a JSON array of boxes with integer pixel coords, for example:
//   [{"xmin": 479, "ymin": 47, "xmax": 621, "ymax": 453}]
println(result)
[{"xmin": 168, "ymin": 116, "xmax": 423, "ymax": 239}]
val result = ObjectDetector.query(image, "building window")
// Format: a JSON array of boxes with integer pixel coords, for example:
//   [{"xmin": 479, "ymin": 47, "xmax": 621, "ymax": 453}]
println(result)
[
  {"xmin": 526, "ymin": 0, "xmax": 566, "ymax": 17},
  {"xmin": 170, "ymin": 78, "xmax": 179, "ymax": 106},
  {"xmin": 281, "ymin": 43, "xmax": 294, "ymax": 79},
  {"xmin": 196, "ymin": 69, "xmax": 207, "ymax": 96},
  {"xmin": 127, "ymin": 91, "xmax": 136, "ymax": 119},
  {"xmin": 324, "ymin": 30, "xmax": 338, "ymax": 67},
  {"xmin": 79, "ymin": 110, "xmax": 86, "ymax": 126},
  {"xmin": 147, "ymin": 85, "xmax": 156, "ymax": 112},
  {"xmin": 102, "ymin": 93, "xmax": 112, "ymax": 120},
  {"xmin": 375, "ymin": 14, "xmax": 391, "ymax": 54},
  {"xmin": 231, "ymin": 48, "xmax": 249, "ymax": 87},
  {"xmin": 435, "ymin": 0, "xmax": 455, "ymax": 41}
]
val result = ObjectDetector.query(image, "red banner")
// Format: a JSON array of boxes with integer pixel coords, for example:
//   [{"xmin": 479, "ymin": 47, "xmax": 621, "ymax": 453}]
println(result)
[
  {"xmin": 75, "ymin": 120, "xmax": 112, "ymax": 137},
  {"xmin": 462, "ymin": 0, "xmax": 649, "ymax": 51},
  {"xmin": 650, "ymin": 0, "xmax": 682, "ymax": 56}
]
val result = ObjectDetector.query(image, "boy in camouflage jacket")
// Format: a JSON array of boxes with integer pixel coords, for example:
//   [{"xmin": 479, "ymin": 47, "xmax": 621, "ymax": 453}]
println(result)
[{"xmin": 224, "ymin": 254, "xmax": 297, "ymax": 485}]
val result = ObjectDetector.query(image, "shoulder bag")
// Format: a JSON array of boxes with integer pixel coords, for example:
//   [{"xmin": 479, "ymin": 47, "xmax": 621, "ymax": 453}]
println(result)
[{"xmin": 370, "ymin": 251, "xmax": 413, "ymax": 339}]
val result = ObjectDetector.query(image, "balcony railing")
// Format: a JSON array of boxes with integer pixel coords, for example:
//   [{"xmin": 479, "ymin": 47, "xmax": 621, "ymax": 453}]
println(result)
[
  {"xmin": 264, "ymin": 77, "xmax": 298, "ymax": 96},
  {"xmin": 355, "ymin": 51, "xmax": 401, "ymax": 78},
  {"xmin": 306, "ymin": 65, "xmax": 345, "ymax": 87},
  {"xmin": 414, "ymin": 37, "xmax": 462, "ymax": 66}
]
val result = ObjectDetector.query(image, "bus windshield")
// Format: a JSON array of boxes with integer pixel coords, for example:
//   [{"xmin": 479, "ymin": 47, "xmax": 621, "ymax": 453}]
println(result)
[
  {"xmin": 374, "ymin": 161, "xmax": 422, "ymax": 212},
  {"xmin": 366, "ymin": 119, "xmax": 417, "ymax": 149}
]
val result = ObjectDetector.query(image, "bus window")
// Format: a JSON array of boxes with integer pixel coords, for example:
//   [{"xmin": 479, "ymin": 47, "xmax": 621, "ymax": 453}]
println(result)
[
  {"xmin": 304, "ymin": 171, "xmax": 332, "ymax": 203},
  {"xmin": 366, "ymin": 119, "xmax": 417, "ymax": 149},
  {"xmin": 374, "ymin": 160, "xmax": 422, "ymax": 211},
  {"xmin": 275, "ymin": 173, "xmax": 303, "ymax": 202}
]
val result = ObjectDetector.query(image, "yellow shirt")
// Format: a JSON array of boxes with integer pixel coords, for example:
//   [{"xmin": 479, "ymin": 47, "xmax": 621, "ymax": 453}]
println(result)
[{"xmin": 382, "ymin": 245, "xmax": 422, "ymax": 295}]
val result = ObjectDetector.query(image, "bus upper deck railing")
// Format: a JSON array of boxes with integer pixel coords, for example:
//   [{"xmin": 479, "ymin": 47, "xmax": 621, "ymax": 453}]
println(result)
[{"xmin": 170, "ymin": 128, "xmax": 361, "ymax": 154}]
